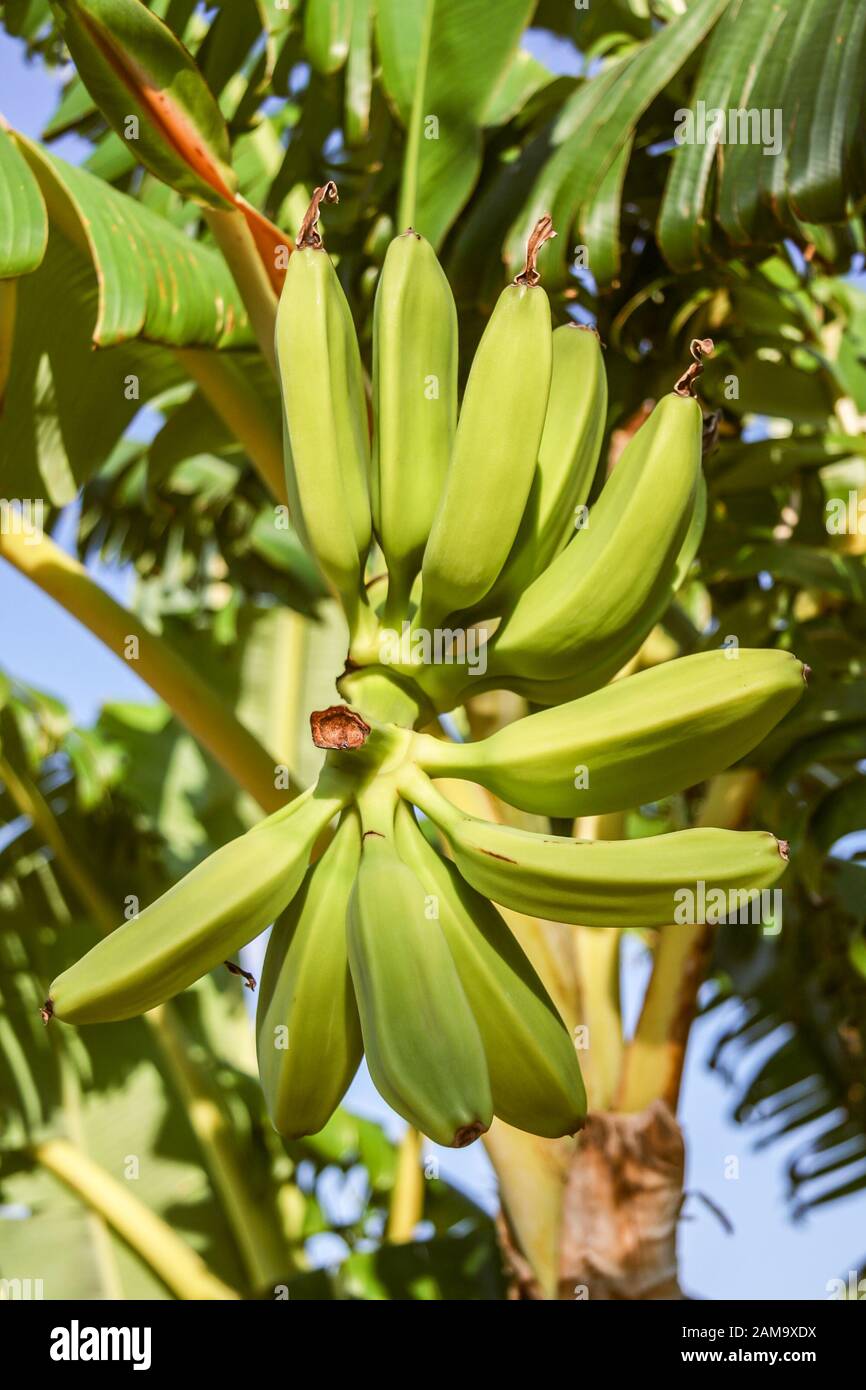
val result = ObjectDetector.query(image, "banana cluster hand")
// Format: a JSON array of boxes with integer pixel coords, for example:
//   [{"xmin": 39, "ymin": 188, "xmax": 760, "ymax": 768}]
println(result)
[{"xmin": 45, "ymin": 197, "xmax": 807, "ymax": 1149}]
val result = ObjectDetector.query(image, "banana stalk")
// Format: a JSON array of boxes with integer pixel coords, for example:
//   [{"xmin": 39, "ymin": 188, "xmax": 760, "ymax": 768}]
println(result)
[
  {"xmin": 616, "ymin": 770, "xmax": 762, "ymax": 1113},
  {"xmin": 387, "ymin": 1127, "xmax": 424, "ymax": 1244}
]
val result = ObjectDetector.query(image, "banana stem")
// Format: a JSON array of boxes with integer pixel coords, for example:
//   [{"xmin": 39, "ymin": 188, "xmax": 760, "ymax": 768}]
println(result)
[
  {"xmin": 615, "ymin": 770, "xmax": 761, "ymax": 1113},
  {"xmin": 484, "ymin": 1121, "xmax": 573, "ymax": 1300},
  {"xmin": 574, "ymin": 927, "xmax": 623, "ymax": 1112},
  {"xmin": 572, "ymin": 814, "xmax": 625, "ymax": 1112},
  {"xmin": 33, "ymin": 1137, "xmax": 240, "ymax": 1300},
  {"xmin": 204, "ymin": 206, "xmax": 279, "ymax": 373},
  {"xmin": 356, "ymin": 775, "xmax": 399, "ymax": 837},
  {"xmin": 386, "ymin": 1126, "xmax": 424, "ymax": 1243},
  {"xmin": 174, "ymin": 348, "xmax": 287, "ymax": 504},
  {"xmin": 398, "ymin": 764, "xmax": 461, "ymax": 832},
  {"xmin": 0, "ymin": 528, "xmax": 296, "ymax": 812}
]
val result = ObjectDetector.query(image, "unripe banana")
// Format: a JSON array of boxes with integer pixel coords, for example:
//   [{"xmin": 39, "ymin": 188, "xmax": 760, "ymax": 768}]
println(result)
[
  {"xmin": 372, "ymin": 231, "xmax": 458, "ymax": 625},
  {"xmin": 348, "ymin": 828, "xmax": 493, "ymax": 1146},
  {"xmin": 256, "ymin": 811, "xmax": 363, "ymax": 1139},
  {"xmin": 393, "ymin": 803, "xmax": 586, "ymax": 1138},
  {"xmin": 489, "ymin": 465, "xmax": 706, "ymax": 709},
  {"xmin": 474, "ymin": 324, "xmax": 607, "ymax": 618},
  {"xmin": 480, "ymin": 390, "xmax": 703, "ymax": 697},
  {"xmin": 414, "ymin": 649, "xmax": 807, "ymax": 818},
  {"xmin": 402, "ymin": 770, "xmax": 788, "ymax": 929},
  {"xmin": 46, "ymin": 781, "xmax": 348, "ymax": 1025},
  {"xmin": 416, "ymin": 223, "xmax": 555, "ymax": 626},
  {"xmin": 276, "ymin": 188, "xmax": 372, "ymax": 638}
]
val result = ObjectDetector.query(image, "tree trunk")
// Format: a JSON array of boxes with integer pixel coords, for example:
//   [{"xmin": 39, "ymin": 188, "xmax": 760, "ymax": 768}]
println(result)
[{"xmin": 498, "ymin": 1101, "xmax": 686, "ymax": 1300}]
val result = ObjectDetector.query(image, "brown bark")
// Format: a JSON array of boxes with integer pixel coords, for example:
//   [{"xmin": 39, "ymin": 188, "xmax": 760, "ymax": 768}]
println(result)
[
  {"xmin": 498, "ymin": 1102, "xmax": 686, "ymax": 1300},
  {"xmin": 557, "ymin": 1102, "xmax": 685, "ymax": 1300}
]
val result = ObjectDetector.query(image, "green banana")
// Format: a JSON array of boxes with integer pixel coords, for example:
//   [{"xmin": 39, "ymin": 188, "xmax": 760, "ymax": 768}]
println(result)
[
  {"xmin": 393, "ymin": 802, "xmax": 586, "ymax": 1138},
  {"xmin": 414, "ymin": 649, "xmax": 807, "ymax": 818},
  {"xmin": 46, "ymin": 780, "xmax": 348, "ymax": 1025},
  {"xmin": 348, "ymin": 822, "xmax": 493, "ymax": 1146},
  {"xmin": 256, "ymin": 810, "xmax": 363, "ymax": 1140},
  {"xmin": 416, "ymin": 229, "xmax": 554, "ymax": 627},
  {"xmin": 472, "ymin": 324, "xmax": 607, "ymax": 618},
  {"xmin": 478, "ymin": 390, "xmax": 703, "ymax": 699},
  {"xmin": 372, "ymin": 231, "xmax": 458, "ymax": 625},
  {"xmin": 275, "ymin": 196, "xmax": 372, "ymax": 638},
  {"xmin": 402, "ymin": 769, "xmax": 788, "ymax": 929}
]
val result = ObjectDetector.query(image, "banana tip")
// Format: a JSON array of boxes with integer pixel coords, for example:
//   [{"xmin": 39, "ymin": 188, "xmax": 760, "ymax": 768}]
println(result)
[
  {"xmin": 802, "ymin": 663, "xmax": 811, "ymax": 685},
  {"xmin": 777, "ymin": 838, "xmax": 790, "ymax": 862},
  {"xmin": 40, "ymin": 999, "xmax": 54, "ymax": 1025},
  {"xmin": 454, "ymin": 1122, "xmax": 487, "ymax": 1148}
]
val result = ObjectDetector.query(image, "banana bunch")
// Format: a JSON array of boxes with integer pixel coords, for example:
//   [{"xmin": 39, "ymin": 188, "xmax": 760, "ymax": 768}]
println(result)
[{"xmin": 45, "ymin": 194, "xmax": 808, "ymax": 1152}]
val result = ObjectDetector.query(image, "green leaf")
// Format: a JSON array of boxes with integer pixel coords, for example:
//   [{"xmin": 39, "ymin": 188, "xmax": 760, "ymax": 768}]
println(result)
[
  {"xmin": 579, "ymin": 131, "xmax": 632, "ymax": 289},
  {"xmin": 656, "ymin": 0, "xmax": 748, "ymax": 272},
  {"xmin": 481, "ymin": 46, "xmax": 556, "ymax": 128},
  {"xmin": 17, "ymin": 136, "xmax": 253, "ymax": 348},
  {"xmin": 712, "ymin": 435, "xmax": 863, "ymax": 495},
  {"xmin": 51, "ymin": 0, "xmax": 237, "ymax": 207},
  {"xmin": 506, "ymin": 0, "xmax": 729, "ymax": 280},
  {"xmin": 0, "ymin": 235, "xmax": 182, "ymax": 505},
  {"xmin": 2, "ymin": 0, "xmax": 53, "ymax": 38},
  {"xmin": 703, "ymin": 354, "xmax": 836, "ymax": 423},
  {"xmin": 304, "ymin": 0, "xmax": 353, "ymax": 75},
  {"xmin": 0, "ymin": 125, "xmax": 48, "ymax": 278},
  {"xmin": 340, "ymin": 1228, "xmax": 505, "ymax": 1301},
  {"xmin": 41, "ymin": 74, "xmax": 98, "ymax": 140},
  {"xmin": 810, "ymin": 776, "xmax": 866, "ymax": 857},
  {"xmin": 711, "ymin": 541, "xmax": 866, "ymax": 603},
  {"xmin": 195, "ymin": 0, "xmax": 265, "ymax": 101},
  {"xmin": 391, "ymin": 0, "xmax": 536, "ymax": 247},
  {"xmin": 344, "ymin": 0, "xmax": 373, "ymax": 147},
  {"xmin": 714, "ymin": 0, "xmax": 805, "ymax": 246},
  {"xmin": 788, "ymin": 0, "xmax": 866, "ymax": 224},
  {"xmin": 374, "ymin": 0, "xmax": 426, "ymax": 121}
]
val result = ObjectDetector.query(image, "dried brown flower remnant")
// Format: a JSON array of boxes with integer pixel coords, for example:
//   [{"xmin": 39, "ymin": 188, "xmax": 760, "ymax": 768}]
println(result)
[{"xmin": 310, "ymin": 705, "xmax": 371, "ymax": 750}]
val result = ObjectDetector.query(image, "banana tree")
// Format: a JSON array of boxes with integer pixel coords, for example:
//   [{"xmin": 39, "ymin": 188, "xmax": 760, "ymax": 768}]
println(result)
[{"xmin": 1, "ymin": 0, "xmax": 865, "ymax": 1300}]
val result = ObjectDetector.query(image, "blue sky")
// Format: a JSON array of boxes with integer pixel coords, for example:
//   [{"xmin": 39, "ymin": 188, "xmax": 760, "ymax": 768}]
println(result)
[{"xmin": 1, "ymin": 24, "xmax": 864, "ymax": 1299}]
